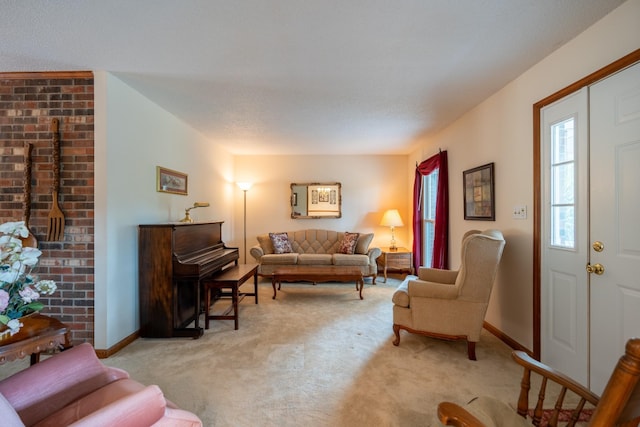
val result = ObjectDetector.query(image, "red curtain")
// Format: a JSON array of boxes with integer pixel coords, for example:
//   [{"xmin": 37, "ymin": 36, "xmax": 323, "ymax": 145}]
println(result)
[{"xmin": 412, "ymin": 150, "xmax": 449, "ymax": 270}]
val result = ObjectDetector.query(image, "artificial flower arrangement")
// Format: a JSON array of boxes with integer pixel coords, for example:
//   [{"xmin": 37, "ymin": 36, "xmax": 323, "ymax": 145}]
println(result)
[{"xmin": 0, "ymin": 221, "xmax": 57, "ymax": 336}]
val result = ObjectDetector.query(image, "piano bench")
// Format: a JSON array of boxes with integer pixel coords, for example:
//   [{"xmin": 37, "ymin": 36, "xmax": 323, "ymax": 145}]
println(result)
[{"xmin": 203, "ymin": 263, "xmax": 259, "ymax": 330}]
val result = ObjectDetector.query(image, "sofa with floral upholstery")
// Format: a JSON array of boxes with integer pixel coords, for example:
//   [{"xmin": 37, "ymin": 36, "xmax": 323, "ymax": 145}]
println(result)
[{"xmin": 250, "ymin": 229, "xmax": 381, "ymax": 282}]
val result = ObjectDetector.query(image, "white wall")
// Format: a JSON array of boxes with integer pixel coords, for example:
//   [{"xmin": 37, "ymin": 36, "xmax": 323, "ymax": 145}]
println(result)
[
  {"xmin": 233, "ymin": 155, "xmax": 411, "ymax": 258},
  {"xmin": 94, "ymin": 72, "xmax": 235, "ymax": 350},
  {"xmin": 408, "ymin": 0, "xmax": 640, "ymax": 351}
]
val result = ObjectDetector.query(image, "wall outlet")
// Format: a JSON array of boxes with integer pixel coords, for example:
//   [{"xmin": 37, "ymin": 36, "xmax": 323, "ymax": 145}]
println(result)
[{"xmin": 512, "ymin": 205, "xmax": 527, "ymax": 219}]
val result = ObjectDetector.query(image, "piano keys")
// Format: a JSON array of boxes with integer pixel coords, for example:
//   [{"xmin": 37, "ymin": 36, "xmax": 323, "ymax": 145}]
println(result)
[{"xmin": 138, "ymin": 221, "xmax": 239, "ymax": 338}]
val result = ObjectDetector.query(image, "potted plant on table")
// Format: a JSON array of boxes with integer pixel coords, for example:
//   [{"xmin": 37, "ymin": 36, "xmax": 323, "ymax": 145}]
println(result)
[{"xmin": 0, "ymin": 221, "xmax": 57, "ymax": 337}]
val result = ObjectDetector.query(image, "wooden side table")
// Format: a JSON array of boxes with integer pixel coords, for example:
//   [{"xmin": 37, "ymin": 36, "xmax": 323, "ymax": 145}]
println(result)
[
  {"xmin": 0, "ymin": 314, "xmax": 71, "ymax": 365},
  {"xmin": 377, "ymin": 247, "xmax": 413, "ymax": 283}
]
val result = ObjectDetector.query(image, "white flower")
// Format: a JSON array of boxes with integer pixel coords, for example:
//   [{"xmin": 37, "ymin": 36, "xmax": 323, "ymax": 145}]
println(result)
[
  {"xmin": 35, "ymin": 280, "xmax": 57, "ymax": 295},
  {"xmin": 18, "ymin": 246, "xmax": 42, "ymax": 266},
  {"xmin": 6, "ymin": 318, "xmax": 23, "ymax": 336},
  {"xmin": 1, "ymin": 220, "xmax": 57, "ymax": 336},
  {"xmin": 0, "ymin": 221, "xmax": 28, "ymax": 238},
  {"xmin": 0, "ymin": 269, "xmax": 19, "ymax": 283},
  {"xmin": 19, "ymin": 286, "xmax": 40, "ymax": 303},
  {"xmin": 0, "ymin": 261, "xmax": 25, "ymax": 283},
  {"xmin": 0, "ymin": 235, "xmax": 21, "ymax": 263}
]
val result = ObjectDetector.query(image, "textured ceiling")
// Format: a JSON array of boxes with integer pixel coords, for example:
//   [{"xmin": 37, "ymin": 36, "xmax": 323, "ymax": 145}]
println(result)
[{"xmin": 0, "ymin": 0, "xmax": 626, "ymax": 155}]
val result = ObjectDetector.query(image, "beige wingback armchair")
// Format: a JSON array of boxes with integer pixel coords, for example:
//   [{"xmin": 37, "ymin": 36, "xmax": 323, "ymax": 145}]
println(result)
[{"xmin": 392, "ymin": 229, "xmax": 505, "ymax": 360}]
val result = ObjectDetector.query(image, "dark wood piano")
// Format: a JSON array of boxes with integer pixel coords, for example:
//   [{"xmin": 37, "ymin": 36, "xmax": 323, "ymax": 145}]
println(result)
[{"xmin": 138, "ymin": 221, "xmax": 239, "ymax": 338}]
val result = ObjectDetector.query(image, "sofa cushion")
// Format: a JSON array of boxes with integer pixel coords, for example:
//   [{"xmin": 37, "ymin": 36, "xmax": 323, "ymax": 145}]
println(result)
[
  {"xmin": 269, "ymin": 232, "xmax": 293, "ymax": 254},
  {"xmin": 355, "ymin": 233, "xmax": 374, "ymax": 254},
  {"xmin": 337, "ymin": 232, "xmax": 359, "ymax": 254},
  {"xmin": 291, "ymin": 229, "xmax": 340, "ymax": 254},
  {"xmin": 260, "ymin": 253, "xmax": 299, "ymax": 265},
  {"xmin": 332, "ymin": 254, "xmax": 370, "ymax": 266},
  {"xmin": 256, "ymin": 234, "xmax": 275, "ymax": 255},
  {"xmin": 297, "ymin": 254, "xmax": 332, "ymax": 265}
]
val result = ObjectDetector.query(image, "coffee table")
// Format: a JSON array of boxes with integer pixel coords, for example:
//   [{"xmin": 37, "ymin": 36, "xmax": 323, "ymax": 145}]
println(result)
[{"xmin": 271, "ymin": 266, "xmax": 365, "ymax": 300}]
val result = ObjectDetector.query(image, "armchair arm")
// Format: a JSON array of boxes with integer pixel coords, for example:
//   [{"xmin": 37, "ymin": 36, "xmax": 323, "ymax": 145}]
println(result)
[
  {"xmin": 0, "ymin": 343, "xmax": 129, "ymax": 425},
  {"xmin": 417, "ymin": 267, "xmax": 458, "ymax": 284},
  {"xmin": 407, "ymin": 279, "xmax": 458, "ymax": 299},
  {"xmin": 249, "ymin": 245, "xmax": 264, "ymax": 262},
  {"xmin": 70, "ymin": 385, "xmax": 167, "ymax": 427}
]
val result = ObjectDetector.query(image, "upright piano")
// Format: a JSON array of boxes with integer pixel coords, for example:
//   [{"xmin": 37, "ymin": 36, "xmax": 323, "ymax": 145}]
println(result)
[{"xmin": 138, "ymin": 221, "xmax": 238, "ymax": 338}]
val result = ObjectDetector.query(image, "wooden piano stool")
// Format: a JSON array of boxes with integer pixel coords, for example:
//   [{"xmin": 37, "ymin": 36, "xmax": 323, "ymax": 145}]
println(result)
[{"xmin": 203, "ymin": 263, "xmax": 259, "ymax": 330}]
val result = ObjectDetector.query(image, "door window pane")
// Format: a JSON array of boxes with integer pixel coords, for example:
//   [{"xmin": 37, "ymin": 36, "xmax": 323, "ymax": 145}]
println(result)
[
  {"xmin": 552, "ymin": 119, "xmax": 575, "ymax": 163},
  {"xmin": 550, "ymin": 118, "xmax": 576, "ymax": 248},
  {"xmin": 551, "ymin": 163, "xmax": 575, "ymax": 204},
  {"xmin": 551, "ymin": 206, "xmax": 575, "ymax": 248}
]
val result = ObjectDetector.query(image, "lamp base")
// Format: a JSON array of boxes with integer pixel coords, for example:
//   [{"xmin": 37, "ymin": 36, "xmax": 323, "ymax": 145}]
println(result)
[{"xmin": 179, "ymin": 211, "xmax": 193, "ymax": 223}]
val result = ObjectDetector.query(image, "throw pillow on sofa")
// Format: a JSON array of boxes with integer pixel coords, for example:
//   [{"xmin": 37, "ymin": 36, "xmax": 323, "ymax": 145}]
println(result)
[
  {"xmin": 338, "ymin": 232, "xmax": 360, "ymax": 254},
  {"xmin": 355, "ymin": 233, "xmax": 374, "ymax": 254},
  {"xmin": 269, "ymin": 232, "xmax": 293, "ymax": 254}
]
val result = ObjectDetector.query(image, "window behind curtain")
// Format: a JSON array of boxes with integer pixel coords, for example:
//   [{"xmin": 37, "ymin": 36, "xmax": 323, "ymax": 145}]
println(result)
[
  {"xmin": 413, "ymin": 150, "xmax": 448, "ymax": 270},
  {"xmin": 422, "ymin": 170, "xmax": 438, "ymax": 267}
]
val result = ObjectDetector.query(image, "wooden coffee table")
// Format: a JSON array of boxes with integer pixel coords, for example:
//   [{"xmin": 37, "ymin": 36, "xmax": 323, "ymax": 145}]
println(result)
[{"xmin": 271, "ymin": 266, "xmax": 365, "ymax": 300}]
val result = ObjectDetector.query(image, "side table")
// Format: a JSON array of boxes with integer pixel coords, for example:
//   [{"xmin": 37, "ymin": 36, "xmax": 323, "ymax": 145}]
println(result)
[
  {"xmin": 0, "ymin": 314, "xmax": 71, "ymax": 365},
  {"xmin": 377, "ymin": 247, "xmax": 414, "ymax": 283}
]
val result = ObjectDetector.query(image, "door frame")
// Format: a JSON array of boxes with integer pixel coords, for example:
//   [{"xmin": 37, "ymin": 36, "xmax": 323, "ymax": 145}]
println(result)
[{"xmin": 532, "ymin": 49, "xmax": 640, "ymax": 360}]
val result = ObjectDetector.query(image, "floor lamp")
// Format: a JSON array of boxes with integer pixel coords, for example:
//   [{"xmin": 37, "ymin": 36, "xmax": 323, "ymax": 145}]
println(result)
[{"xmin": 237, "ymin": 182, "xmax": 252, "ymax": 264}]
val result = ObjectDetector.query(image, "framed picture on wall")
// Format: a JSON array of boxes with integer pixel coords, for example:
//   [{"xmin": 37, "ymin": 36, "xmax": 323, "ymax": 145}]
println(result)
[
  {"xmin": 156, "ymin": 166, "xmax": 188, "ymax": 195},
  {"xmin": 463, "ymin": 162, "xmax": 495, "ymax": 220}
]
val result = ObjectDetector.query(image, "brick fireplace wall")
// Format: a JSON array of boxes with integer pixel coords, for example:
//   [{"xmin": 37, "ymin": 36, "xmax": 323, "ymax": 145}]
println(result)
[{"xmin": 0, "ymin": 72, "xmax": 95, "ymax": 345}]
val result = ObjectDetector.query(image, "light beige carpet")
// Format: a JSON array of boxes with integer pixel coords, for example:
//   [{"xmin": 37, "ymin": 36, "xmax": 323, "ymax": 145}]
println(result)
[{"xmin": 1, "ymin": 276, "xmax": 525, "ymax": 426}]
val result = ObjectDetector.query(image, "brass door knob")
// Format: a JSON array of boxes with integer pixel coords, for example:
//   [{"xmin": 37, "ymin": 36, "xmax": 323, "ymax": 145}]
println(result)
[
  {"xmin": 586, "ymin": 263, "xmax": 605, "ymax": 275},
  {"xmin": 592, "ymin": 241, "xmax": 604, "ymax": 252}
]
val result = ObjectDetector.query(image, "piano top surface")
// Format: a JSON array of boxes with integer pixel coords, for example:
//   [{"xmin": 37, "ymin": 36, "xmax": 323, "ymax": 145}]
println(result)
[{"xmin": 139, "ymin": 220, "xmax": 225, "ymax": 228}]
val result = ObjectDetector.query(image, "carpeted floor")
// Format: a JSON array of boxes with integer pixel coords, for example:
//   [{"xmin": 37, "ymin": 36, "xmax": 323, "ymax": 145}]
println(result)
[{"xmin": 1, "ymin": 275, "xmax": 525, "ymax": 426}]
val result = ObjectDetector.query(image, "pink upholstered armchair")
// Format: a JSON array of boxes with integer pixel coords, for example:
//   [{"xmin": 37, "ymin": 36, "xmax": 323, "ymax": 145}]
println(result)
[
  {"xmin": 392, "ymin": 229, "xmax": 505, "ymax": 360},
  {"xmin": 0, "ymin": 343, "xmax": 202, "ymax": 427}
]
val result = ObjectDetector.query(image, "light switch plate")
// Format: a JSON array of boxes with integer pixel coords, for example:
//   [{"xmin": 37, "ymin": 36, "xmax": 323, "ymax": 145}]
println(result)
[{"xmin": 512, "ymin": 205, "xmax": 527, "ymax": 219}]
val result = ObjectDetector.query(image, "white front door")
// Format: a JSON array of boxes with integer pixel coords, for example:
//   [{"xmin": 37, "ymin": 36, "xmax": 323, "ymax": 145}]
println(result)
[
  {"xmin": 541, "ymin": 88, "xmax": 589, "ymax": 386},
  {"xmin": 541, "ymin": 62, "xmax": 640, "ymax": 393},
  {"xmin": 588, "ymin": 62, "xmax": 640, "ymax": 395}
]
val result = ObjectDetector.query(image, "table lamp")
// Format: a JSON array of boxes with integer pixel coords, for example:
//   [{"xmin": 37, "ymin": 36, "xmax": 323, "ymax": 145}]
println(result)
[
  {"xmin": 180, "ymin": 202, "xmax": 210, "ymax": 223},
  {"xmin": 380, "ymin": 209, "xmax": 404, "ymax": 251}
]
